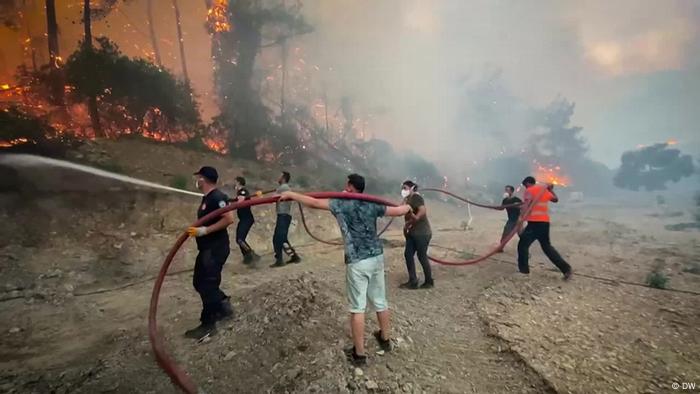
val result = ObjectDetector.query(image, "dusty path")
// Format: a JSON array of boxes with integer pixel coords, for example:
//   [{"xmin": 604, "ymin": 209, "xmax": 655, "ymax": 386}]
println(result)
[{"xmin": 0, "ymin": 230, "xmax": 552, "ymax": 393}]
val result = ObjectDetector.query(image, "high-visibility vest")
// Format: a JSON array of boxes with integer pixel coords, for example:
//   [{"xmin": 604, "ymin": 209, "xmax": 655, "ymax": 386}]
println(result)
[{"xmin": 525, "ymin": 185, "xmax": 552, "ymax": 222}]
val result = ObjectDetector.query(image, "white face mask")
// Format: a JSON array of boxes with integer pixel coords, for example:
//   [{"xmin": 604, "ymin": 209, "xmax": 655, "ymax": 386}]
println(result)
[
  {"xmin": 401, "ymin": 189, "xmax": 410, "ymax": 198},
  {"xmin": 503, "ymin": 192, "xmax": 510, "ymax": 198},
  {"xmin": 194, "ymin": 178, "xmax": 201, "ymax": 190}
]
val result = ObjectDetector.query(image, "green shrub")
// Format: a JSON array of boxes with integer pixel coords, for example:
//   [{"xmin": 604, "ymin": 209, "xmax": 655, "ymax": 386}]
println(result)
[
  {"xmin": 646, "ymin": 270, "xmax": 669, "ymax": 289},
  {"xmin": 171, "ymin": 175, "xmax": 188, "ymax": 190}
]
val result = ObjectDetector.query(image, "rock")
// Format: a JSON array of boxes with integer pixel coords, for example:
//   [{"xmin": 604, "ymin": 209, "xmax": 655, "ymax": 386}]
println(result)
[
  {"xmin": 223, "ymin": 350, "xmax": 236, "ymax": 361},
  {"xmin": 286, "ymin": 366, "xmax": 303, "ymax": 380},
  {"xmin": 113, "ymin": 243, "xmax": 123, "ymax": 250},
  {"xmin": 365, "ymin": 379, "xmax": 379, "ymax": 390},
  {"xmin": 9, "ymin": 327, "xmax": 21, "ymax": 334},
  {"xmin": 130, "ymin": 232, "xmax": 137, "ymax": 237},
  {"xmin": 354, "ymin": 368, "xmax": 364, "ymax": 378},
  {"xmin": 64, "ymin": 284, "xmax": 74, "ymax": 292}
]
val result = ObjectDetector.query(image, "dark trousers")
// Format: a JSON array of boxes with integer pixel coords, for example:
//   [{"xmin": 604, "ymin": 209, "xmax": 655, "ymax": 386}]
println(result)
[
  {"xmin": 404, "ymin": 233, "xmax": 433, "ymax": 284},
  {"xmin": 273, "ymin": 214, "xmax": 296, "ymax": 259},
  {"xmin": 193, "ymin": 244, "xmax": 230, "ymax": 324},
  {"xmin": 501, "ymin": 219, "xmax": 518, "ymax": 240},
  {"xmin": 517, "ymin": 222, "xmax": 571, "ymax": 274},
  {"xmin": 236, "ymin": 218, "xmax": 254, "ymax": 255}
]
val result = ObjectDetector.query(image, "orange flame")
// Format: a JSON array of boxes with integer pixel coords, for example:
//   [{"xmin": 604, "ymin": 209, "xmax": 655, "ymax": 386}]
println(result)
[
  {"xmin": 533, "ymin": 162, "xmax": 571, "ymax": 187},
  {"xmin": 207, "ymin": 0, "xmax": 231, "ymax": 33},
  {"xmin": 666, "ymin": 139, "xmax": 678, "ymax": 145}
]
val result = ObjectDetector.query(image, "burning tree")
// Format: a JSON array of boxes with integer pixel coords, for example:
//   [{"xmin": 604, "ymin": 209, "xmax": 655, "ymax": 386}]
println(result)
[
  {"xmin": 208, "ymin": 0, "xmax": 312, "ymax": 159},
  {"xmin": 64, "ymin": 37, "xmax": 201, "ymax": 140}
]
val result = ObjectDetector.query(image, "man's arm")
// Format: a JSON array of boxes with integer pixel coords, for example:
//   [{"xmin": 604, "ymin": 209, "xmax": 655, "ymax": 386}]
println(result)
[
  {"xmin": 547, "ymin": 185, "xmax": 559, "ymax": 203},
  {"xmin": 386, "ymin": 205, "xmax": 412, "ymax": 217},
  {"xmin": 188, "ymin": 211, "xmax": 234, "ymax": 237},
  {"xmin": 280, "ymin": 191, "xmax": 330, "ymax": 211},
  {"xmin": 206, "ymin": 211, "xmax": 235, "ymax": 232}
]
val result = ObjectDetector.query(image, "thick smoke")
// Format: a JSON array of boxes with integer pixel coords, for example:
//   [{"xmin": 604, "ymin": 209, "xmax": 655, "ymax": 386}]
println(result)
[{"xmin": 614, "ymin": 143, "xmax": 696, "ymax": 191}]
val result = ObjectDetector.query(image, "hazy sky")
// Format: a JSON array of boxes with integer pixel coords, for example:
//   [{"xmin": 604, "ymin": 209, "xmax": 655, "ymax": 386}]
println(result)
[
  {"xmin": 302, "ymin": 0, "xmax": 700, "ymax": 167},
  {"xmin": 1, "ymin": 0, "xmax": 698, "ymax": 168}
]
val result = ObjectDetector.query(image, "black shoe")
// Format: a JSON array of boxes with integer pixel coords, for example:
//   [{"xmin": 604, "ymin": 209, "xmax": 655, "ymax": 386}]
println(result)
[
  {"xmin": 184, "ymin": 323, "xmax": 216, "ymax": 340},
  {"xmin": 420, "ymin": 281, "xmax": 434, "ymax": 289},
  {"xmin": 373, "ymin": 330, "xmax": 392, "ymax": 352},
  {"xmin": 250, "ymin": 252, "xmax": 261, "ymax": 263},
  {"xmin": 270, "ymin": 259, "xmax": 286, "ymax": 268},
  {"xmin": 288, "ymin": 255, "xmax": 301, "ymax": 264},
  {"xmin": 242, "ymin": 253, "xmax": 252, "ymax": 265},
  {"xmin": 563, "ymin": 269, "xmax": 573, "ymax": 281},
  {"xmin": 344, "ymin": 346, "xmax": 367, "ymax": 366},
  {"xmin": 399, "ymin": 281, "xmax": 419, "ymax": 290},
  {"xmin": 217, "ymin": 297, "xmax": 234, "ymax": 321}
]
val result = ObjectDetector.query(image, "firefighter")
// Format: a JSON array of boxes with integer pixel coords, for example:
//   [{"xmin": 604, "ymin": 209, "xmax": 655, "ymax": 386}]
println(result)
[
  {"xmin": 185, "ymin": 166, "xmax": 235, "ymax": 339},
  {"xmin": 516, "ymin": 176, "xmax": 573, "ymax": 280}
]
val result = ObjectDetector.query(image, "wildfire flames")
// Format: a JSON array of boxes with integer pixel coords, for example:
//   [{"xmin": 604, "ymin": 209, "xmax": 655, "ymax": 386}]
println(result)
[
  {"xmin": 533, "ymin": 161, "xmax": 570, "ymax": 187},
  {"xmin": 207, "ymin": 0, "xmax": 231, "ymax": 33}
]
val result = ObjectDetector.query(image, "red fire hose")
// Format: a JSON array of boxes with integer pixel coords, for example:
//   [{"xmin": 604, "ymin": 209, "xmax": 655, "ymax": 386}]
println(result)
[
  {"xmin": 149, "ymin": 192, "xmax": 396, "ymax": 393},
  {"xmin": 149, "ymin": 190, "xmax": 542, "ymax": 393}
]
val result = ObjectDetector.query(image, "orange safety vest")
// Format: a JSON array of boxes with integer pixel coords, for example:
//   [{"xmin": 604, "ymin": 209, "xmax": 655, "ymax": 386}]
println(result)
[{"xmin": 525, "ymin": 185, "xmax": 552, "ymax": 222}]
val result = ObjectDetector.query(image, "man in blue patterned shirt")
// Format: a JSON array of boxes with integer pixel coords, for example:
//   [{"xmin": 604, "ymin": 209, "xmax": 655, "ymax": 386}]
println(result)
[{"xmin": 280, "ymin": 174, "xmax": 411, "ymax": 366}]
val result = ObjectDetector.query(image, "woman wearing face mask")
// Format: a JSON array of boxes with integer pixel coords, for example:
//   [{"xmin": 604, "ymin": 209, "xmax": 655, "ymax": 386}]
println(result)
[{"xmin": 400, "ymin": 180, "xmax": 434, "ymax": 289}]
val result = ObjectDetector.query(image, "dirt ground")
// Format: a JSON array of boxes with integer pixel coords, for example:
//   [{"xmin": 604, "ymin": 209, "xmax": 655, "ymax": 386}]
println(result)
[{"xmin": 1, "ymin": 141, "xmax": 699, "ymax": 393}]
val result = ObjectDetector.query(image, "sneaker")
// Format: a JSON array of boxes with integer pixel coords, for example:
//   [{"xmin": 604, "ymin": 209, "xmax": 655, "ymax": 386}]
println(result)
[
  {"xmin": 420, "ymin": 281, "xmax": 434, "ymax": 289},
  {"xmin": 563, "ymin": 269, "xmax": 573, "ymax": 281},
  {"xmin": 217, "ymin": 297, "xmax": 234, "ymax": 321},
  {"xmin": 373, "ymin": 330, "xmax": 392, "ymax": 352},
  {"xmin": 288, "ymin": 255, "xmax": 302, "ymax": 264},
  {"xmin": 184, "ymin": 323, "xmax": 216, "ymax": 340},
  {"xmin": 344, "ymin": 346, "xmax": 367, "ymax": 366},
  {"xmin": 270, "ymin": 259, "xmax": 286, "ymax": 268},
  {"xmin": 399, "ymin": 281, "xmax": 419, "ymax": 290}
]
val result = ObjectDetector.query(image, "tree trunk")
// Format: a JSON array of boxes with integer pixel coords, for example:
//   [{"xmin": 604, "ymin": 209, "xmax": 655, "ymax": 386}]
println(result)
[
  {"xmin": 172, "ymin": 0, "xmax": 189, "ymax": 83},
  {"xmin": 83, "ymin": 0, "xmax": 102, "ymax": 137},
  {"xmin": 45, "ymin": 0, "xmax": 63, "ymax": 104},
  {"xmin": 146, "ymin": 0, "xmax": 162, "ymax": 66}
]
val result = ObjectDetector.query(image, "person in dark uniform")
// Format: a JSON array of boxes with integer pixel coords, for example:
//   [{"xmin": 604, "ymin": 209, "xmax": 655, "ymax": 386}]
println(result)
[
  {"xmin": 233, "ymin": 176, "xmax": 260, "ymax": 265},
  {"xmin": 497, "ymin": 185, "xmax": 522, "ymax": 252},
  {"xmin": 185, "ymin": 166, "xmax": 235, "ymax": 339},
  {"xmin": 399, "ymin": 180, "xmax": 434, "ymax": 289},
  {"xmin": 270, "ymin": 171, "xmax": 301, "ymax": 267}
]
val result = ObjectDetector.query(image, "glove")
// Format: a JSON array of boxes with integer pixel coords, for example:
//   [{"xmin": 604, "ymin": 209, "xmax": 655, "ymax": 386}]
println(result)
[
  {"xmin": 255, "ymin": 190, "xmax": 263, "ymax": 197},
  {"xmin": 187, "ymin": 226, "xmax": 208, "ymax": 237}
]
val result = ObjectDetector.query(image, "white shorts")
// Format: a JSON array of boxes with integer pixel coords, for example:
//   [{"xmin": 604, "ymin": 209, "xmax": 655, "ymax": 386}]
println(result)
[{"xmin": 345, "ymin": 254, "xmax": 388, "ymax": 313}]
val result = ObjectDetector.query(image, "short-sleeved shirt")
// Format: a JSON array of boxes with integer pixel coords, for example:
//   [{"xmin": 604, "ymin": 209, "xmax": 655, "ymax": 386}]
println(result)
[
  {"xmin": 276, "ymin": 183, "xmax": 292, "ymax": 215},
  {"xmin": 236, "ymin": 187, "xmax": 254, "ymax": 221},
  {"xmin": 329, "ymin": 199, "xmax": 386, "ymax": 264},
  {"xmin": 502, "ymin": 196, "xmax": 522, "ymax": 221},
  {"xmin": 405, "ymin": 193, "xmax": 431, "ymax": 236},
  {"xmin": 196, "ymin": 188, "xmax": 230, "ymax": 250}
]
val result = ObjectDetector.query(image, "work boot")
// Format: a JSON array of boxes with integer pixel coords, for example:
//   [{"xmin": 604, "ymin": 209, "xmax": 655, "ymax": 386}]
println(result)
[
  {"xmin": 420, "ymin": 280, "xmax": 434, "ymax": 289},
  {"xmin": 344, "ymin": 346, "xmax": 367, "ymax": 366},
  {"xmin": 184, "ymin": 323, "xmax": 216, "ymax": 340},
  {"xmin": 250, "ymin": 252, "xmax": 261, "ymax": 263},
  {"xmin": 399, "ymin": 281, "xmax": 419, "ymax": 290},
  {"xmin": 288, "ymin": 254, "xmax": 301, "ymax": 264},
  {"xmin": 242, "ymin": 253, "xmax": 253, "ymax": 265},
  {"xmin": 270, "ymin": 258, "xmax": 286, "ymax": 268},
  {"xmin": 373, "ymin": 330, "xmax": 392, "ymax": 352},
  {"xmin": 563, "ymin": 269, "xmax": 573, "ymax": 281},
  {"xmin": 217, "ymin": 297, "xmax": 234, "ymax": 321}
]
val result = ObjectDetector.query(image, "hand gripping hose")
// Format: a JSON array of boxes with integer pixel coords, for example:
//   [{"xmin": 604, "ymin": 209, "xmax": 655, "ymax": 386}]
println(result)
[
  {"xmin": 150, "ymin": 190, "xmax": 543, "ymax": 392},
  {"xmin": 149, "ymin": 192, "xmax": 396, "ymax": 393},
  {"xmin": 295, "ymin": 188, "xmax": 543, "ymax": 266}
]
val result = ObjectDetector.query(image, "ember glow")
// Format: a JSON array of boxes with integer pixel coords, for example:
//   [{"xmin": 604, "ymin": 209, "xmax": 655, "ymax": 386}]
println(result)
[
  {"xmin": 207, "ymin": 0, "xmax": 230, "ymax": 33},
  {"xmin": 533, "ymin": 161, "xmax": 571, "ymax": 187}
]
